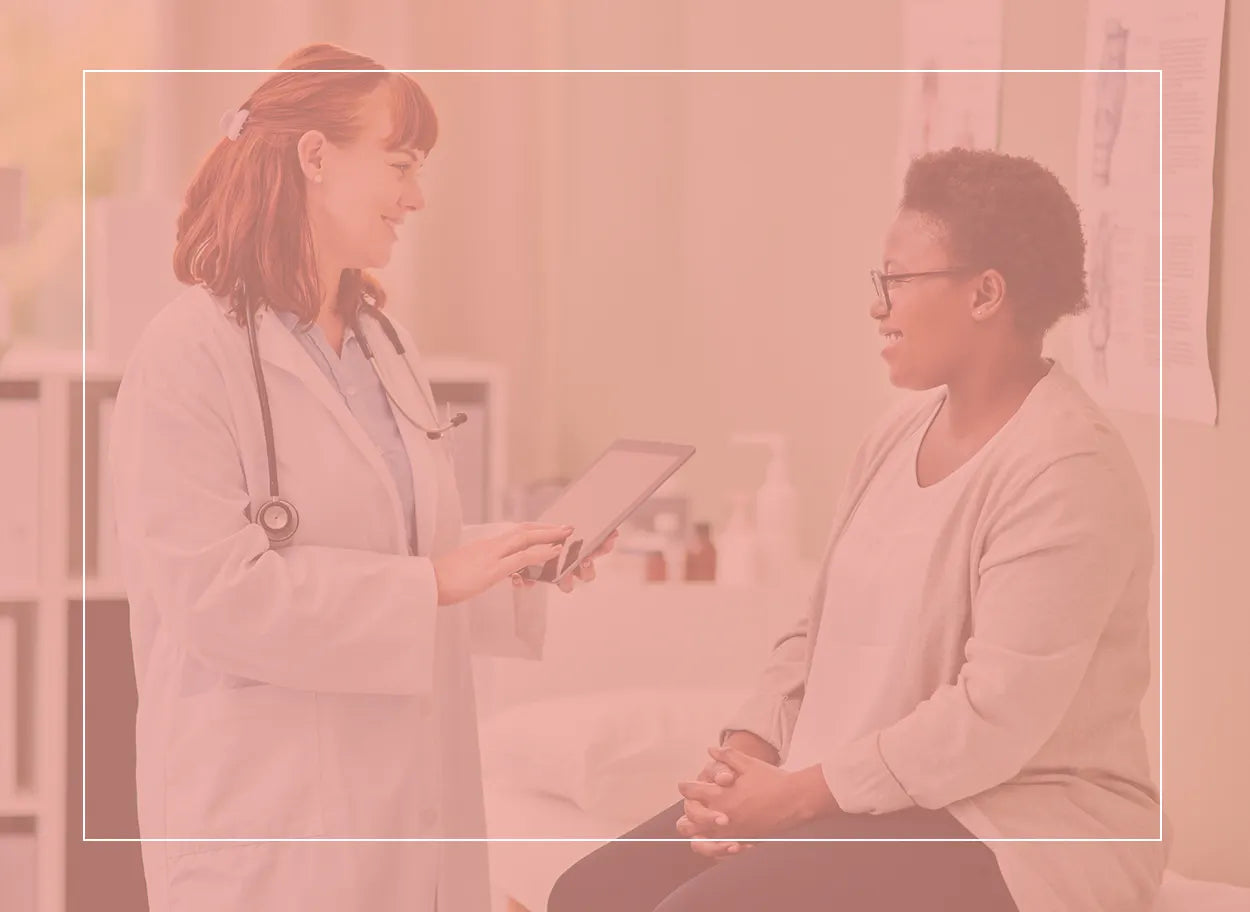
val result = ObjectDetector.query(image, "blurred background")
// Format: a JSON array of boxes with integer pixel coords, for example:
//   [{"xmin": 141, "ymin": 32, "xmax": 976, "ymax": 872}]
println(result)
[{"xmin": 0, "ymin": 0, "xmax": 1247, "ymax": 910}]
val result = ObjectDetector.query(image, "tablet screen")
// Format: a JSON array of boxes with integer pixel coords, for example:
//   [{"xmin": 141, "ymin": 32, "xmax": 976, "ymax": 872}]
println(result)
[{"xmin": 525, "ymin": 440, "xmax": 695, "ymax": 583}]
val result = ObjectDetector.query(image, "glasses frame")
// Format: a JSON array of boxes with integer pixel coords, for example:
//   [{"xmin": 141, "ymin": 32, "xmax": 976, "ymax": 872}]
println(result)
[{"xmin": 870, "ymin": 266, "xmax": 977, "ymax": 314}]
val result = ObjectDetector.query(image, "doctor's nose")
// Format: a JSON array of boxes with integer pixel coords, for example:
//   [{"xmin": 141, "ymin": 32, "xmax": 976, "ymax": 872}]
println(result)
[{"xmin": 400, "ymin": 183, "xmax": 425, "ymax": 213}]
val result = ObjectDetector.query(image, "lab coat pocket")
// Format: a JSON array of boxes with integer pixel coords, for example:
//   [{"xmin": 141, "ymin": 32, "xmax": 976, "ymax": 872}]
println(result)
[{"xmin": 164, "ymin": 684, "xmax": 323, "ymax": 856}]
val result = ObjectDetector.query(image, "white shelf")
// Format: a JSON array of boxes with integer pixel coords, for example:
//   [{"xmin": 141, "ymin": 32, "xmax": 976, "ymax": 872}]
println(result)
[
  {"xmin": 0, "ymin": 791, "xmax": 39, "ymax": 817},
  {"xmin": 424, "ymin": 357, "xmax": 505, "ymax": 383},
  {"xmin": 72, "ymin": 579, "xmax": 127, "ymax": 602},
  {"xmin": 0, "ymin": 583, "xmax": 39, "ymax": 603},
  {"xmin": 0, "ymin": 346, "xmax": 126, "ymax": 381}
]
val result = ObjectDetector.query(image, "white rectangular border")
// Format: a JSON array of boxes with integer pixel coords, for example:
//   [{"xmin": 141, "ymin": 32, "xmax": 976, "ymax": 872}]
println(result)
[{"xmin": 81, "ymin": 67, "xmax": 1165, "ymax": 844}]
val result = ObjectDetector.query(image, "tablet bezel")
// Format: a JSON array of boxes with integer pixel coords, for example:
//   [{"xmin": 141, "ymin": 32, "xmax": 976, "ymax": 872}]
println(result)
[{"xmin": 523, "ymin": 438, "xmax": 696, "ymax": 584}]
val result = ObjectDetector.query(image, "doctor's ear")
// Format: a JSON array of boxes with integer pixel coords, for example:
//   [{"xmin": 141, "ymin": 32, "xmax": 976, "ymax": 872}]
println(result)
[{"xmin": 297, "ymin": 130, "xmax": 328, "ymax": 185}]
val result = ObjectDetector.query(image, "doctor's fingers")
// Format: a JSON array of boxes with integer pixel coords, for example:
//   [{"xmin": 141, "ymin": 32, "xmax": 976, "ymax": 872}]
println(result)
[
  {"xmin": 589, "ymin": 529, "xmax": 620, "ymax": 558},
  {"xmin": 498, "ymin": 541, "xmax": 568, "ymax": 581},
  {"xmin": 495, "ymin": 524, "xmax": 573, "ymax": 558},
  {"xmin": 560, "ymin": 530, "xmax": 620, "ymax": 589}
]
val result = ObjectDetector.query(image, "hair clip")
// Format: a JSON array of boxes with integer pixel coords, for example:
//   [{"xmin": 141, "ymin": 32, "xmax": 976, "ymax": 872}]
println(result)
[{"xmin": 219, "ymin": 108, "xmax": 250, "ymax": 141}]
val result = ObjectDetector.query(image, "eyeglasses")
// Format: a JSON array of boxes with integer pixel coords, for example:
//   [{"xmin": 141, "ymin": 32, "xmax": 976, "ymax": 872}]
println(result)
[{"xmin": 870, "ymin": 266, "xmax": 976, "ymax": 314}]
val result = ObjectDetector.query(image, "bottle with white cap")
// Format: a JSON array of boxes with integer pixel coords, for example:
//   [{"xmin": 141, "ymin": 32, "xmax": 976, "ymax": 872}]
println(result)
[
  {"xmin": 730, "ymin": 433, "xmax": 799, "ymax": 586},
  {"xmin": 716, "ymin": 493, "xmax": 757, "ymax": 587},
  {"xmin": 653, "ymin": 512, "xmax": 685, "ymax": 585}
]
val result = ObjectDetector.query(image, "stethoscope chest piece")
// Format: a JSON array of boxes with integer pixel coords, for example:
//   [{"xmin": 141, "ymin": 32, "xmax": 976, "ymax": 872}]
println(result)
[
  {"xmin": 243, "ymin": 298, "xmax": 468, "ymax": 547},
  {"xmin": 258, "ymin": 497, "xmax": 299, "ymax": 544}
]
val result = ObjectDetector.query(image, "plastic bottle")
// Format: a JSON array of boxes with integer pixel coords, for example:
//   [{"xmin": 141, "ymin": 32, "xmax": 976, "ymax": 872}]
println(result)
[
  {"xmin": 730, "ymin": 433, "xmax": 799, "ymax": 586},
  {"xmin": 653, "ymin": 512, "xmax": 685, "ymax": 585},
  {"xmin": 684, "ymin": 522, "xmax": 717, "ymax": 582},
  {"xmin": 644, "ymin": 550, "xmax": 667, "ymax": 582},
  {"xmin": 716, "ymin": 494, "xmax": 757, "ymax": 586}
]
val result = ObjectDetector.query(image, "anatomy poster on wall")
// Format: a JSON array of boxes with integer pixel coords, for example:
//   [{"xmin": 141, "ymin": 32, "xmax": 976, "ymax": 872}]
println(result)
[
  {"xmin": 897, "ymin": 0, "xmax": 1004, "ymax": 183},
  {"xmin": 1072, "ymin": 0, "xmax": 1223, "ymax": 424}
]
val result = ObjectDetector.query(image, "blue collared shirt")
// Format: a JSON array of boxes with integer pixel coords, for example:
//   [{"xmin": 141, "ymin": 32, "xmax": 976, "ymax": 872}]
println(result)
[{"xmin": 275, "ymin": 309, "xmax": 418, "ymax": 553}]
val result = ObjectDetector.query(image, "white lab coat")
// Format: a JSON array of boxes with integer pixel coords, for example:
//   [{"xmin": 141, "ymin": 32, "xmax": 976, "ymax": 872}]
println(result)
[{"xmin": 110, "ymin": 286, "xmax": 545, "ymax": 912}]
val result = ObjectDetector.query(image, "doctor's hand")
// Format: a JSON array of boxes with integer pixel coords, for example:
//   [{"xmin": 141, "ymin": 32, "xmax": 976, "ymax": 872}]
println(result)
[
  {"xmin": 550, "ymin": 528, "xmax": 619, "ymax": 593},
  {"xmin": 433, "ymin": 523, "xmax": 572, "ymax": 606}
]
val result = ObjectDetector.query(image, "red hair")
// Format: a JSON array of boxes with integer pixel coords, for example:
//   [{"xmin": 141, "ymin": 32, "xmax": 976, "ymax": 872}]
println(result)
[{"xmin": 172, "ymin": 43, "xmax": 438, "ymax": 324}]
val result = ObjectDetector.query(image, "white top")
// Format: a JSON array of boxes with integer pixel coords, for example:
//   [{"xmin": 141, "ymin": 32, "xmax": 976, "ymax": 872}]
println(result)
[
  {"xmin": 784, "ymin": 397, "xmax": 979, "ymax": 771},
  {"xmin": 722, "ymin": 362, "xmax": 1167, "ymax": 912}
]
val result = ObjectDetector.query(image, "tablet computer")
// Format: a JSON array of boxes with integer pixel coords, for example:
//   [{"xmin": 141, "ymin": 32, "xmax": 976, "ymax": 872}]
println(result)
[{"xmin": 520, "ymin": 439, "xmax": 696, "ymax": 585}]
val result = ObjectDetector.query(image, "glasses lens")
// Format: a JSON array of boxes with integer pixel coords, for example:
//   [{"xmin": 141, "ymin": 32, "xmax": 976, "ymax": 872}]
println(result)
[{"xmin": 871, "ymin": 271, "xmax": 888, "ymax": 309}]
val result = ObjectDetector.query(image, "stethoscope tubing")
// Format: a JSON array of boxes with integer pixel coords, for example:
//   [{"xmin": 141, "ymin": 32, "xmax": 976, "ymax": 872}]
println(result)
[{"xmin": 244, "ymin": 301, "xmax": 466, "ymax": 544}]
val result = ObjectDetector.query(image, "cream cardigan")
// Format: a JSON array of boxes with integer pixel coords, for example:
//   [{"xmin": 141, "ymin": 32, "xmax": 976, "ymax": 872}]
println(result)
[{"xmin": 723, "ymin": 361, "xmax": 1168, "ymax": 912}]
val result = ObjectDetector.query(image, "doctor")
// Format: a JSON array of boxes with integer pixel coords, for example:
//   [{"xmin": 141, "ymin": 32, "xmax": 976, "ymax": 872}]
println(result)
[{"xmin": 110, "ymin": 44, "xmax": 610, "ymax": 912}]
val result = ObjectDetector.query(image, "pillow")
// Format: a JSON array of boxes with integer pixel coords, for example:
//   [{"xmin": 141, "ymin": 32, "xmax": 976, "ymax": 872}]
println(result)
[{"xmin": 478, "ymin": 687, "xmax": 749, "ymax": 826}]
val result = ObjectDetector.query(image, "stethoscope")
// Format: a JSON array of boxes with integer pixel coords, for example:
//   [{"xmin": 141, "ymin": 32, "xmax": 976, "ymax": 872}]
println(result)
[{"xmin": 244, "ymin": 299, "xmax": 467, "ymax": 545}]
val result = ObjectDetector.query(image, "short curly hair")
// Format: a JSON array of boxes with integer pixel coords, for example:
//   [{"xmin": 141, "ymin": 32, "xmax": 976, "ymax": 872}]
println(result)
[{"xmin": 900, "ymin": 148, "xmax": 1087, "ymax": 334}]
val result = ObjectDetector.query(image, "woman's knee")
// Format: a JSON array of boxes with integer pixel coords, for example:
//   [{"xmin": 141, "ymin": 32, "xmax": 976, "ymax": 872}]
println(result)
[
  {"xmin": 546, "ymin": 856, "xmax": 594, "ymax": 912},
  {"xmin": 546, "ymin": 801, "xmax": 696, "ymax": 912},
  {"xmin": 545, "ymin": 835, "xmax": 656, "ymax": 912}
]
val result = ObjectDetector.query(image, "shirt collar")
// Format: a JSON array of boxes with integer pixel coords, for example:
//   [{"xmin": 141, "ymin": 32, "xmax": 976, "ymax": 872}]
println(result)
[{"xmin": 273, "ymin": 307, "xmax": 357, "ymax": 344}]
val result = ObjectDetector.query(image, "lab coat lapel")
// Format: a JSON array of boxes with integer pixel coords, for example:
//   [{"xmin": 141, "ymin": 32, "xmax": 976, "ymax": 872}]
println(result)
[
  {"xmin": 357, "ymin": 316, "xmax": 442, "ymax": 556},
  {"xmin": 253, "ymin": 308, "xmax": 411, "ymax": 549}
]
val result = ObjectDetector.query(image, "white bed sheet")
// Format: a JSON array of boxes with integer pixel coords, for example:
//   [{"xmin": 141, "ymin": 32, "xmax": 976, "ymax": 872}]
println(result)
[{"xmin": 483, "ymin": 782, "xmax": 625, "ymax": 912}]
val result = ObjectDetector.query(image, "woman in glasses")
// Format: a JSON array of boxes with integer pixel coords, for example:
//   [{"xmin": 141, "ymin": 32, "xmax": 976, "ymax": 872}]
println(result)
[{"xmin": 550, "ymin": 148, "xmax": 1164, "ymax": 912}]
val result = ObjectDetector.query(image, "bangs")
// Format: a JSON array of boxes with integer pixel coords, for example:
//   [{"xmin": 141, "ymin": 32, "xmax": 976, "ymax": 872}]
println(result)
[{"xmin": 383, "ymin": 73, "xmax": 438, "ymax": 153}]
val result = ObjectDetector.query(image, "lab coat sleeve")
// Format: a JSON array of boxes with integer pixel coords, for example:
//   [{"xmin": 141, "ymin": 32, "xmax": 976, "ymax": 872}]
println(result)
[
  {"xmin": 818, "ymin": 451, "xmax": 1149, "ymax": 814},
  {"xmin": 111, "ymin": 329, "xmax": 441, "ymax": 696},
  {"xmin": 459, "ymin": 522, "xmax": 548, "ymax": 659}
]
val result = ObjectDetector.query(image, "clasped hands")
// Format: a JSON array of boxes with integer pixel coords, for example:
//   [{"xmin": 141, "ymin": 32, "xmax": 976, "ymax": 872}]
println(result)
[{"xmin": 675, "ymin": 731, "xmax": 839, "ymax": 859}]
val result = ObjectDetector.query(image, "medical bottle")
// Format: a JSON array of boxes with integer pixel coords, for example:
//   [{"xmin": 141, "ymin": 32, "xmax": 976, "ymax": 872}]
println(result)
[
  {"xmin": 716, "ymin": 494, "xmax": 757, "ymax": 586},
  {"xmin": 755, "ymin": 439, "xmax": 798, "ymax": 584},
  {"xmin": 683, "ymin": 522, "xmax": 717, "ymax": 582},
  {"xmin": 730, "ymin": 434, "xmax": 799, "ymax": 585},
  {"xmin": 653, "ymin": 512, "xmax": 684, "ymax": 585},
  {"xmin": 644, "ymin": 550, "xmax": 667, "ymax": 582}
]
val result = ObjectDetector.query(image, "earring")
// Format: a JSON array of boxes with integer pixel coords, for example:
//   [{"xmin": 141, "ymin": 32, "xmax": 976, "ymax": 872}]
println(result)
[{"xmin": 313, "ymin": 173, "xmax": 323, "ymax": 184}]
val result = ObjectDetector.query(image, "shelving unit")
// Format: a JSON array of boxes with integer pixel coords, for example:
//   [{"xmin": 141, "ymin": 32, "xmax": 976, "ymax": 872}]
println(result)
[
  {"xmin": 0, "ymin": 346, "xmax": 507, "ymax": 911},
  {"xmin": 0, "ymin": 350, "xmax": 90, "ymax": 912},
  {"xmin": 68, "ymin": 581, "xmax": 128, "ymax": 604},
  {"xmin": 0, "ymin": 791, "xmax": 40, "ymax": 817},
  {"xmin": 0, "ymin": 585, "xmax": 40, "ymax": 604}
]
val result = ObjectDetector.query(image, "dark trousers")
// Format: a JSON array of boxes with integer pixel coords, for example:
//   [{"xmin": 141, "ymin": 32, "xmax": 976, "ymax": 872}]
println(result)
[{"xmin": 547, "ymin": 800, "xmax": 1019, "ymax": 912}]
